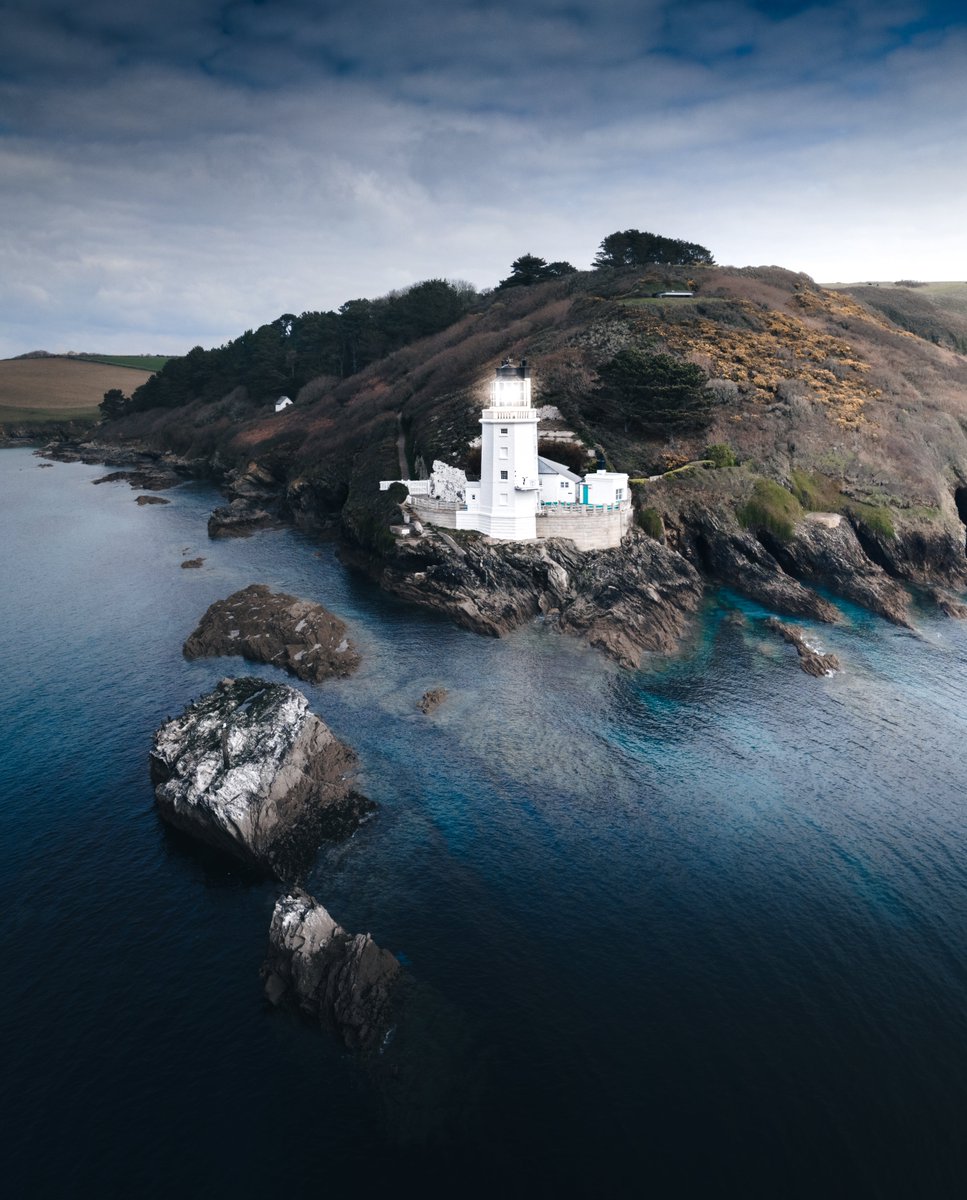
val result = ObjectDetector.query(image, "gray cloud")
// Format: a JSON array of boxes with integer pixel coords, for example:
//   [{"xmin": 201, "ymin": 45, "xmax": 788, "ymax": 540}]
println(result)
[{"xmin": 1, "ymin": 1, "xmax": 965, "ymax": 355}]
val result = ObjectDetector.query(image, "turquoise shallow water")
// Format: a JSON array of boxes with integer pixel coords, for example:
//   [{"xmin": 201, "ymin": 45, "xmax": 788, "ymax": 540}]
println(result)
[{"xmin": 3, "ymin": 446, "xmax": 967, "ymax": 1197}]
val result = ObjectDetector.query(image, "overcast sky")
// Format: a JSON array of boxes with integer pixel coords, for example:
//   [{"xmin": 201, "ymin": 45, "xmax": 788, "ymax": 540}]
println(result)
[{"xmin": 2, "ymin": 0, "xmax": 965, "ymax": 356}]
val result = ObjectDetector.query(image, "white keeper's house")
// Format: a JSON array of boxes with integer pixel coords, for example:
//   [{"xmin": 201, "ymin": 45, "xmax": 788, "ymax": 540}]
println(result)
[{"xmin": 380, "ymin": 358, "xmax": 632, "ymax": 552}]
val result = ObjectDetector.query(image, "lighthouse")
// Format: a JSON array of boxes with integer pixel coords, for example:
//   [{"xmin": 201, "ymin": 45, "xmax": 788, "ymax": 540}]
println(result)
[{"xmin": 456, "ymin": 358, "xmax": 540, "ymax": 539}]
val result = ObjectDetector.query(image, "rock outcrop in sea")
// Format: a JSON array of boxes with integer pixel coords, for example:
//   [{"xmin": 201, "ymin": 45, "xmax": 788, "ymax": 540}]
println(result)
[
  {"xmin": 183, "ymin": 583, "xmax": 361, "ymax": 682},
  {"xmin": 262, "ymin": 889, "xmax": 401, "ymax": 1050},
  {"xmin": 764, "ymin": 617, "xmax": 841, "ymax": 676},
  {"xmin": 150, "ymin": 677, "xmax": 371, "ymax": 877},
  {"xmin": 92, "ymin": 467, "xmax": 182, "ymax": 490}
]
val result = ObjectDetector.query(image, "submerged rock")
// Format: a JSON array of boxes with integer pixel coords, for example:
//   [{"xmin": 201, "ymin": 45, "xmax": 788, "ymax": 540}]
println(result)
[
  {"xmin": 136, "ymin": 494, "xmax": 170, "ymax": 506},
  {"xmin": 183, "ymin": 583, "xmax": 361, "ymax": 682},
  {"xmin": 150, "ymin": 677, "xmax": 372, "ymax": 877},
  {"xmin": 262, "ymin": 889, "xmax": 401, "ymax": 1050},
  {"xmin": 764, "ymin": 617, "xmax": 840, "ymax": 676},
  {"xmin": 181, "ymin": 557, "xmax": 204, "ymax": 569},
  {"xmin": 417, "ymin": 687, "xmax": 448, "ymax": 714}
]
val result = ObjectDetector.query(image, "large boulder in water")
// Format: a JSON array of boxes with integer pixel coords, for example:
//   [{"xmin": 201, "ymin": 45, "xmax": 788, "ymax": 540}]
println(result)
[
  {"xmin": 262, "ymin": 889, "xmax": 401, "ymax": 1050},
  {"xmin": 183, "ymin": 583, "xmax": 360, "ymax": 683},
  {"xmin": 150, "ymin": 677, "xmax": 372, "ymax": 877}
]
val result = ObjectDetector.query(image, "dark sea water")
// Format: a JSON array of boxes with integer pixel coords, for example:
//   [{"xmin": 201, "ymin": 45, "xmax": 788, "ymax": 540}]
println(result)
[{"xmin": 3, "ymin": 446, "xmax": 967, "ymax": 1198}]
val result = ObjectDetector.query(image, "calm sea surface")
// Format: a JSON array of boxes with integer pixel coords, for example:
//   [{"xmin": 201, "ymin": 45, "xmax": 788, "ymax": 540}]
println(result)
[{"xmin": 3, "ymin": 446, "xmax": 967, "ymax": 1197}]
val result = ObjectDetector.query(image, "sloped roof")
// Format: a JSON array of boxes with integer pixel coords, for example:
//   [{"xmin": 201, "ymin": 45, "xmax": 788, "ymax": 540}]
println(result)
[{"xmin": 537, "ymin": 455, "xmax": 582, "ymax": 483}]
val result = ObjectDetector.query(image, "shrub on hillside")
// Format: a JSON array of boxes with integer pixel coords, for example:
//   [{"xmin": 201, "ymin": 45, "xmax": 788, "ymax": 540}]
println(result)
[
  {"xmin": 703, "ymin": 443, "xmax": 737, "ymax": 468},
  {"xmin": 637, "ymin": 506, "xmax": 664, "ymax": 539},
  {"xmin": 789, "ymin": 469, "xmax": 842, "ymax": 512},
  {"xmin": 845, "ymin": 501, "xmax": 895, "ymax": 539},
  {"xmin": 537, "ymin": 439, "xmax": 590, "ymax": 474},
  {"xmin": 738, "ymin": 478, "xmax": 803, "ymax": 542}
]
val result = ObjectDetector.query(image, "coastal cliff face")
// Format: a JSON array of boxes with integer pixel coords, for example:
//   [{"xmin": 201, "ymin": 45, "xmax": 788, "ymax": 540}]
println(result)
[
  {"xmin": 377, "ymin": 527, "xmax": 704, "ymax": 668},
  {"xmin": 662, "ymin": 495, "xmax": 918, "ymax": 628},
  {"xmin": 150, "ymin": 677, "xmax": 371, "ymax": 877}
]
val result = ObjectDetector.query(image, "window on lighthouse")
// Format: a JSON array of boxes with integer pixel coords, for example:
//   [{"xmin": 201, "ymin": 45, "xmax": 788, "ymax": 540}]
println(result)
[{"xmin": 500, "ymin": 470, "xmax": 508, "ymax": 480}]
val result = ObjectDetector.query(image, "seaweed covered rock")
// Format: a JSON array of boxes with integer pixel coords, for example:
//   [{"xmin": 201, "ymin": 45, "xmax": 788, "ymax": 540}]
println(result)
[
  {"xmin": 262, "ymin": 889, "xmax": 401, "ymax": 1050},
  {"xmin": 150, "ymin": 677, "xmax": 371, "ymax": 877},
  {"xmin": 183, "ymin": 583, "xmax": 360, "ymax": 683}
]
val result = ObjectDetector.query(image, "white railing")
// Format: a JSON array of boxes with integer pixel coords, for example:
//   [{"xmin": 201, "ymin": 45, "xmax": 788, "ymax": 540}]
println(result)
[
  {"xmin": 538, "ymin": 501, "xmax": 631, "ymax": 515},
  {"xmin": 481, "ymin": 408, "xmax": 537, "ymax": 421},
  {"xmin": 379, "ymin": 479, "xmax": 431, "ymax": 495}
]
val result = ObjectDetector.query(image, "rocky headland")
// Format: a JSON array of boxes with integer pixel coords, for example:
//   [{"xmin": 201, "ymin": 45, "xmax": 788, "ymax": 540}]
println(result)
[
  {"xmin": 42, "ymin": 265, "xmax": 967, "ymax": 662},
  {"xmin": 183, "ymin": 583, "xmax": 361, "ymax": 682},
  {"xmin": 262, "ymin": 889, "xmax": 401, "ymax": 1050},
  {"xmin": 150, "ymin": 677, "xmax": 372, "ymax": 878}
]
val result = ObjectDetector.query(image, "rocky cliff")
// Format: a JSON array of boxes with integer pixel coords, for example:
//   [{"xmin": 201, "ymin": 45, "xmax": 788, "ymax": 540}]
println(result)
[
  {"xmin": 150, "ymin": 677, "xmax": 371, "ymax": 877},
  {"xmin": 376, "ymin": 526, "xmax": 704, "ymax": 668}
]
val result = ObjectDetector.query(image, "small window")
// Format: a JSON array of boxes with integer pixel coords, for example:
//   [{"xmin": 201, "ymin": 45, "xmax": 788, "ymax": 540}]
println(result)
[
  {"xmin": 615, "ymin": 488, "xmax": 624, "ymax": 501},
  {"xmin": 500, "ymin": 470, "xmax": 508, "ymax": 480},
  {"xmin": 499, "ymin": 427, "xmax": 508, "ymax": 435},
  {"xmin": 560, "ymin": 481, "xmax": 567, "ymax": 488}
]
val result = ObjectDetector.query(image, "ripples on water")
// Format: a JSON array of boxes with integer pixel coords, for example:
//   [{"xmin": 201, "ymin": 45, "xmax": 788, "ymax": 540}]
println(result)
[{"xmin": 3, "ymin": 448, "xmax": 967, "ymax": 1197}]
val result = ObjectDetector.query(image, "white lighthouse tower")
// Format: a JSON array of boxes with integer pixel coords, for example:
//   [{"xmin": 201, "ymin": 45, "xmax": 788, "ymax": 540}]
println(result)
[{"xmin": 457, "ymin": 358, "xmax": 540, "ymax": 540}]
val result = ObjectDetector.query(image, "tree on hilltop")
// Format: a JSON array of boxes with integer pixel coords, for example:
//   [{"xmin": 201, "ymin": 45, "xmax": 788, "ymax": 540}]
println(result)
[
  {"xmin": 497, "ymin": 254, "xmax": 577, "ymax": 289},
  {"xmin": 593, "ymin": 229, "xmax": 714, "ymax": 269}
]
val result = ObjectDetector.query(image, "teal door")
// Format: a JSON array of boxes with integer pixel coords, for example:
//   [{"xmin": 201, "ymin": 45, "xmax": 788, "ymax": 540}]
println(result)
[{"xmin": 581, "ymin": 484, "xmax": 589, "ymax": 504}]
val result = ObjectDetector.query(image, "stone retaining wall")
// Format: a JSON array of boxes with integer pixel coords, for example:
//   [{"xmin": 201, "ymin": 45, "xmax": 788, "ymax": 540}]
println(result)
[
  {"xmin": 536, "ymin": 505, "xmax": 631, "ymax": 551},
  {"xmin": 410, "ymin": 497, "xmax": 460, "ymax": 530}
]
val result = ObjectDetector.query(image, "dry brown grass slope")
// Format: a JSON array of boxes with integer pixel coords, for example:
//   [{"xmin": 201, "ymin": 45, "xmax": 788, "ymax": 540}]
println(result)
[{"xmin": 0, "ymin": 357, "xmax": 154, "ymax": 424}]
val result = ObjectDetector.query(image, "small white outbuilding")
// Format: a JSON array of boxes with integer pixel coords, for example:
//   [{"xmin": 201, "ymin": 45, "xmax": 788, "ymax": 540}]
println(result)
[
  {"xmin": 538, "ymin": 455, "xmax": 582, "ymax": 504},
  {"xmin": 275, "ymin": 395, "xmax": 293, "ymax": 413}
]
